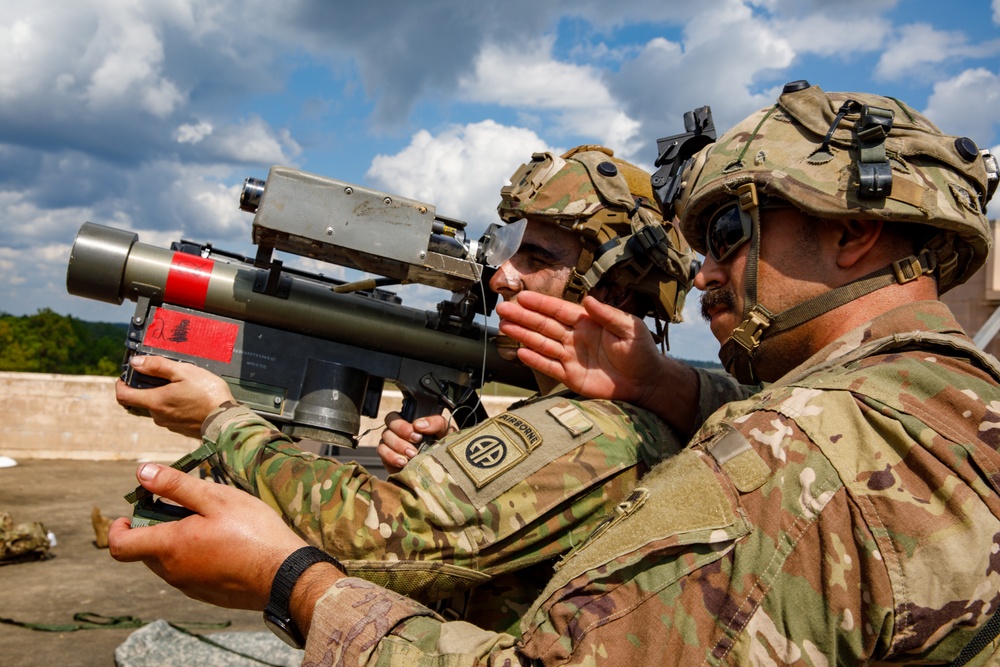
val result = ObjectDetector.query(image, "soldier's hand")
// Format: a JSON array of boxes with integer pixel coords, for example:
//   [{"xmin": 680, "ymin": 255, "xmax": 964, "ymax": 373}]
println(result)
[
  {"xmin": 115, "ymin": 355, "xmax": 235, "ymax": 438},
  {"xmin": 497, "ymin": 292, "xmax": 701, "ymax": 434},
  {"xmin": 108, "ymin": 462, "xmax": 314, "ymax": 610},
  {"xmin": 377, "ymin": 412, "xmax": 453, "ymax": 473},
  {"xmin": 496, "ymin": 292, "xmax": 658, "ymax": 403}
]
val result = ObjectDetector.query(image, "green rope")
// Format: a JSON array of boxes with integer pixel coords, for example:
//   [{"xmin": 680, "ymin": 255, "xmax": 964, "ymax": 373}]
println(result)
[
  {"xmin": 0, "ymin": 612, "xmax": 293, "ymax": 665},
  {"xmin": 167, "ymin": 622, "xmax": 292, "ymax": 666},
  {"xmin": 0, "ymin": 611, "xmax": 230, "ymax": 632}
]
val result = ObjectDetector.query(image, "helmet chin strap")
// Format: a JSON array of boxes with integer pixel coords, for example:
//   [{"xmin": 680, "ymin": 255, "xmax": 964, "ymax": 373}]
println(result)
[{"xmin": 718, "ymin": 183, "xmax": 941, "ymax": 385}]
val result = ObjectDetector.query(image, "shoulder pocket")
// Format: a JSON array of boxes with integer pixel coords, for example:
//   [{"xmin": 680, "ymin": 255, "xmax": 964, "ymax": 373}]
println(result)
[{"xmin": 535, "ymin": 447, "xmax": 751, "ymax": 613}]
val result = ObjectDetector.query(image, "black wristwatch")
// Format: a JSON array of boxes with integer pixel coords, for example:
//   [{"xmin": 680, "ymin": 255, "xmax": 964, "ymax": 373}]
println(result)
[{"xmin": 263, "ymin": 546, "xmax": 346, "ymax": 649}]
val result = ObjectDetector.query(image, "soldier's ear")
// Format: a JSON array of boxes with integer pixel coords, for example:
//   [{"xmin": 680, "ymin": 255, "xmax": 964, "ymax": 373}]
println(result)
[{"xmin": 834, "ymin": 219, "xmax": 883, "ymax": 271}]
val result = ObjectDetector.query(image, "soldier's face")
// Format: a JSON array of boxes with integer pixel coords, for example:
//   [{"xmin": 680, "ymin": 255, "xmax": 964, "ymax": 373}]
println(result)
[
  {"xmin": 489, "ymin": 219, "xmax": 583, "ymax": 359},
  {"xmin": 694, "ymin": 207, "xmax": 831, "ymax": 345}
]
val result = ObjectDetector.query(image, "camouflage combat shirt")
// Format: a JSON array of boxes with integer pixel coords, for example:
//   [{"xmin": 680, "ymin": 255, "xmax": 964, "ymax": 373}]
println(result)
[
  {"xmin": 299, "ymin": 301, "xmax": 1000, "ymax": 665},
  {"xmin": 202, "ymin": 387, "xmax": 684, "ymax": 634}
]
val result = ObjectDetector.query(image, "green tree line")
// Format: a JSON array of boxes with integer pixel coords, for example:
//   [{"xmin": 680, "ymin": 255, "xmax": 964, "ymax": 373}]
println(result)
[
  {"xmin": 0, "ymin": 310, "xmax": 127, "ymax": 376},
  {"xmin": 0, "ymin": 309, "xmax": 722, "ymax": 378}
]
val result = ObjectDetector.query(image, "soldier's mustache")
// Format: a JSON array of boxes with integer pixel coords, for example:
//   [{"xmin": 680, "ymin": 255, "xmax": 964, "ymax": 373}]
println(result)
[{"xmin": 700, "ymin": 288, "xmax": 737, "ymax": 322}]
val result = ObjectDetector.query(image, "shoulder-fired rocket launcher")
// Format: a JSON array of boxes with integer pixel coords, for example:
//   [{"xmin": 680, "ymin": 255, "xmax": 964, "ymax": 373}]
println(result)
[{"xmin": 66, "ymin": 166, "xmax": 534, "ymax": 452}]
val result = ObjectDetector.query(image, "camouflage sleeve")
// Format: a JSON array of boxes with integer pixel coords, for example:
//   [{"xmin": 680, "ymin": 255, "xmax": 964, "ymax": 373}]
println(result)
[
  {"xmin": 302, "ymin": 577, "xmax": 523, "ymax": 667},
  {"xmin": 690, "ymin": 366, "xmax": 754, "ymax": 429},
  {"xmin": 201, "ymin": 397, "xmax": 681, "ymax": 608}
]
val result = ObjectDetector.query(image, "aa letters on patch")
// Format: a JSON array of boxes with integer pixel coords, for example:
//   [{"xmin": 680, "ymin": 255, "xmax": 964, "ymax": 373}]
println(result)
[{"xmin": 447, "ymin": 414, "xmax": 542, "ymax": 488}]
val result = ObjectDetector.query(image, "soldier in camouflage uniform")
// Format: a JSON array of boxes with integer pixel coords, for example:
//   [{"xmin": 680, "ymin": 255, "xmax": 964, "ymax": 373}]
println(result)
[
  {"xmin": 114, "ymin": 145, "xmax": 728, "ymax": 634},
  {"xmin": 111, "ymin": 82, "xmax": 1000, "ymax": 664},
  {"xmin": 116, "ymin": 81, "xmax": 1000, "ymax": 664}
]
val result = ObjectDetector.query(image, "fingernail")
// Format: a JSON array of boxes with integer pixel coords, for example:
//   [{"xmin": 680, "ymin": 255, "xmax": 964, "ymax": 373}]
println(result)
[
  {"xmin": 405, "ymin": 448, "xmax": 418, "ymax": 458},
  {"xmin": 138, "ymin": 463, "xmax": 159, "ymax": 482},
  {"xmin": 131, "ymin": 356, "xmax": 145, "ymax": 367},
  {"xmin": 414, "ymin": 419, "xmax": 428, "ymax": 429},
  {"xmin": 396, "ymin": 457, "xmax": 407, "ymax": 468},
  {"xmin": 409, "ymin": 433, "xmax": 423, "ymax": 444}
]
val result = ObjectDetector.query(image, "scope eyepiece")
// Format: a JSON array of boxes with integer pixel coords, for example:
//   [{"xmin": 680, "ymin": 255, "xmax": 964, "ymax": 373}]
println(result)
[{"xmin": 240, "ymin": 177, "xmax": 267, "ymax": 213}]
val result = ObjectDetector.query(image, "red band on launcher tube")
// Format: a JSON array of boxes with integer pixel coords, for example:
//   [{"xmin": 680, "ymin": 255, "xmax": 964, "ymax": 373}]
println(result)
[
  {"xmin": 144, "ymin": 309, "xmax": 238, "ymax": 364},
  {"xmin": 164, "ymin": 252, "xmax": 214, "ymax": 310}
]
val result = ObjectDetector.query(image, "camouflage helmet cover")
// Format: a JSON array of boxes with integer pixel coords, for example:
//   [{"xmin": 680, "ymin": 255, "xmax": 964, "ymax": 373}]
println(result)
[
  {"xmin": 678, "ymin": 82, "xmax": 997, "ymax": 290},
  {"xmin": 498, "ymin": 145, "xmax": 697, "ymax": 322}
]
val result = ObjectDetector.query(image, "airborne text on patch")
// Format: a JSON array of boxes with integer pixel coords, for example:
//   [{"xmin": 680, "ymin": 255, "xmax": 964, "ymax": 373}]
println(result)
[{"xmin": 495, "ymin": 413, "xmax": 542, "ymax": 450}]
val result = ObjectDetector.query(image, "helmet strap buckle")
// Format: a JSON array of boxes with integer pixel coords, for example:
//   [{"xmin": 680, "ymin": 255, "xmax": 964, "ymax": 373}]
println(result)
[
  {"xmin": 891, "ymin": 255, "xmax": 923, "ymax": 284},
  {"xmin": 730, "ymin": 304, "xmax": 774, "ymax": 354}
]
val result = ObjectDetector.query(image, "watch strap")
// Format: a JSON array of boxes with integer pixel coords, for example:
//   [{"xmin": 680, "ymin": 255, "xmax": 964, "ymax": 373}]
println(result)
[{"xmin": 263, "ymin": 546, "xmax": 346, "ymax": 648}]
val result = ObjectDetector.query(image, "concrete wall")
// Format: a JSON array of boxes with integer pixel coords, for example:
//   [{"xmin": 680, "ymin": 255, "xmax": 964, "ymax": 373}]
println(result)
[{"xmin": 0, "ymin": 372, "xmax": 517, "ymax": 462}]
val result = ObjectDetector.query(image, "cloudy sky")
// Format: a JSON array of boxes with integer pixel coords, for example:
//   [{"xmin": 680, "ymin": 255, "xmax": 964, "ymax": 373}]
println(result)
[{"xmin": 3, "ymin": 0, "xmax": 999, "ymax": 362}]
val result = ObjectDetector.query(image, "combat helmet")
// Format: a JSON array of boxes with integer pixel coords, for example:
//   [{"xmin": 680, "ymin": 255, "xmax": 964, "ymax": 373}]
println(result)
[
  {"xmin": 672, "ymin": 81, "xmax": 999, "ymax": 383},
  {"xmin": 497, "ymin": 145, "xmax": 698, "ymax": 329}
]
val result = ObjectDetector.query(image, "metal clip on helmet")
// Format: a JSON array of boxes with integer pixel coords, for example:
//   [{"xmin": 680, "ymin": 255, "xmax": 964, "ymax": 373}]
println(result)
[
  {"xmin": 497, "ymin": 145, "xmax": 698, "ymax": 326},
  {"xmin": 675, "ymin": 80, "xmax": 998, "ymax": 383}
]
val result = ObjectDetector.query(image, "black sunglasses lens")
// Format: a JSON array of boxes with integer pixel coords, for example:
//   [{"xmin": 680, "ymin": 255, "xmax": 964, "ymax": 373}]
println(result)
[{"xmin": 707, "ymin": 205, "xmax": 749, "ymax": 261}]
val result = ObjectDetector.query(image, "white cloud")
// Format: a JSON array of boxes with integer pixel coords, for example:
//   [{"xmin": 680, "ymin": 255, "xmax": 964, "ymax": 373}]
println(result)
[
  {"xmin": 774, "ymin": 14, "xmax": 890, "ymax": 58},
  {"xmin": 994, "ymin": 0, "xmax": 1000, "ymax": 24},
  {"xmin": 610, "ymin": 8, "xmax": 794, "ymax": 145},
  {"xmin": 85, "ymin": 18, "xmax": 184, "ymax": 116},
  {"xmin": 923, "ymin": 68, "xmax": 1000, "ymax": 144},
  {"xmin": 205, "ymin": 117, "xmax": 302, "ymax": 165},
  {"xmin": 0, "ymin": 246, "xmax": 26, "ymax": 287},
  {"xmin": 176, "ymin": 121, "xmax": 214, "ymax": 144},
  {"xmin": 366, "ymin": 120, "xmax": 557, "ymax": 234},
  {"xmin": 457, "ymin": 40, "xmax": 644, "ymax": 158},
  {"xmin": 874, "ymin": 23, "xmax": 1000, "ymax": 80},
  {"xmin": 0, "ymin": 190, "xmax": 95, "ymax": 245}
]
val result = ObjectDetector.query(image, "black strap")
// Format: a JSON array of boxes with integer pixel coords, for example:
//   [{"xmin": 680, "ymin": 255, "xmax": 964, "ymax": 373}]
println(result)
[{"xmin": 947, "ymin": 610, "xmax": 1000, "ymax": 666}]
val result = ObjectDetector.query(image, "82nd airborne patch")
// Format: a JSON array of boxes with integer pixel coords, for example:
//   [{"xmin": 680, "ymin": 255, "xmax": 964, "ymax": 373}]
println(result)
[{"xmin": 447, "ymin": 413, "xmax": 542, "ymax": 488}]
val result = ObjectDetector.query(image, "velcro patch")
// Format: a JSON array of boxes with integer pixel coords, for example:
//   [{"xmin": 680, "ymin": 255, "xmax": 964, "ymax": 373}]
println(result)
[
  {"xmin": 707, "ymin": 425, "xmax": 770, "ymax": 493},
  {"xmin": 447, "ymin": 420, "xmax": 531, "ymax": 489},
  {"xmin": 545, "ymin": 400, "xmax": 593, "ymax": 437}
]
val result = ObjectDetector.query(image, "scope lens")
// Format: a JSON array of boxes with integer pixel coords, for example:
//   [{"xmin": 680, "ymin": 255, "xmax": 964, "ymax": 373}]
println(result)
[{"xmin": 240, "ymin": 177, "xmax": 266, "ymax": 213}]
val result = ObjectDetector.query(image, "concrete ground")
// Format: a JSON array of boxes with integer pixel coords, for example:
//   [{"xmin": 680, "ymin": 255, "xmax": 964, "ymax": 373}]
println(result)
[{"xmin": 0, "ymin": 454, "xmax": 385, "ymax": 667}]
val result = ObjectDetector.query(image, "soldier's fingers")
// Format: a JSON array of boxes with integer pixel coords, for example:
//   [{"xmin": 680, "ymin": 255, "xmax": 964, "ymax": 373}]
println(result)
[
  {"xmin": 412, "ymin": 415, "xmax": 449, "ymax": 438},
  {"xmin": 106, "ymin": 517, "xmax": 138, "ymax": 561},
  {"xmin": 515, "ymin": 347, "xmax": 567, "ymax": 381},
  {"xmin": 497, "ymin": 303, "xmax": 574, "ymax": 343},
  {"xmin": 498, "ymin": 321, "xmax": 569, "ymax": 361},
  {"xmin": 380, "ymin": 428, "xmax": 419, "ymax": 457},
  {"xmin": 581, "ymin": 296, "xmax": 640, "ymax": 339},
  {"xmin": 376, "ymin": 442, "xmax": 409, "ymax": 472},
  {"xmin": 115, "ymin": 378, "xmax": 142, "ymax": 407},
  {"xmin": 503, "ymin": 290, "xmax": 586, "ymax": 326},
  {"xmin": 107, "ymin": 514, "xmax": 182, "ymax": 563}
]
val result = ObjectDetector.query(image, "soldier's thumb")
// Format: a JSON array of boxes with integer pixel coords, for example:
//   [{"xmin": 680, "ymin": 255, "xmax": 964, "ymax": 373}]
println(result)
[
  {"xmin": 129, "ymin": 354, "xmax": 174, "ymax": 380},
  {"xmin": 135, "ymin": 463, "xmax": 204, "ymax": 512}
]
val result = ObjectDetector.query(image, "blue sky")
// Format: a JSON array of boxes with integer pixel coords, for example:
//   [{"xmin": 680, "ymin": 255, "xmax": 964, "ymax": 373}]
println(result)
[{"xmin": 2, "ymin": 0, "xmax": 999, "ymax": 362}]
